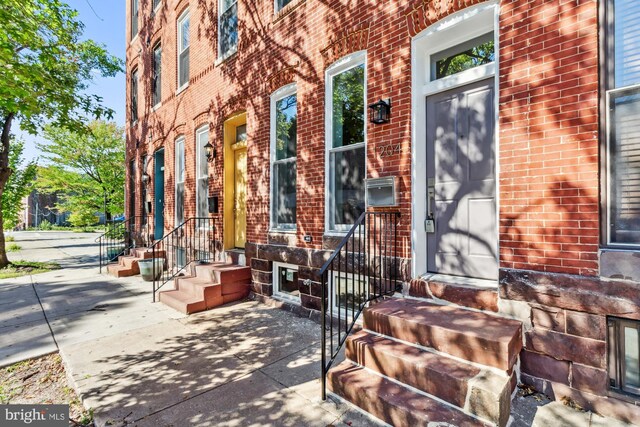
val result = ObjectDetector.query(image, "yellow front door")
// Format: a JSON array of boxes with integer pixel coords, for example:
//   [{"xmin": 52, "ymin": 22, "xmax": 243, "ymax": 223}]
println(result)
[{"xmin": 233, "ymin": 147, "xmax": 247, "ymax": 248}]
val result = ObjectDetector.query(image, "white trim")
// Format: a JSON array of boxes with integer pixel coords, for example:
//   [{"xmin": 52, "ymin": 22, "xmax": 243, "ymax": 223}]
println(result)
[
  {"xmin": 324, "ymin": 50, "xmax": 367, "ymax": 233},
  {"xmin": 177, "ymin": 8, "xmax": 190, "ymax": 92},
  {"xmin": 410, "ymin": 1, "xmax": 499, "ymax": 279},
  {"xmin": 272, "ymin": 262, "xmax": 301, "ymax": 304},
  {"xmin": 270, "ymin": 83, "xmax": 297, "ymax": 231},
  {"xmin": 153, "ymin": 0, "xmax": 162, "ymax": 13},
  {"xmin": 195, "ymin": 125, "xmax": 209, "ymax": 223},
  {"xmin": 174, "ymin": 136, "xmax": 185, "ymax": 227}
]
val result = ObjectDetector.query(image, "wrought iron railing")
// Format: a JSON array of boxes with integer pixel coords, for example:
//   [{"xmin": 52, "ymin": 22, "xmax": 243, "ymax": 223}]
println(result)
[
  {"xmin": 320, "ymin": 211, "xmax": 401, "ymax": 400},
  {"xmin": 96, "ymin": 216, "xmax": 152, "ymax": 273},
  {"xmin": 151, "ymin": 217, "xmax": 217, "ymax": 302}
]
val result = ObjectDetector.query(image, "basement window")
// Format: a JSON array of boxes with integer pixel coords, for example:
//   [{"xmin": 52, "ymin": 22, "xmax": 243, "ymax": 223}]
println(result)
[
  {"xmin": 273, "ymin": 262, "xmax": 299, "ymax": 303},
  {"xmin": 608, "ymin": 317, "xmax": 640, "ymax": 396}
]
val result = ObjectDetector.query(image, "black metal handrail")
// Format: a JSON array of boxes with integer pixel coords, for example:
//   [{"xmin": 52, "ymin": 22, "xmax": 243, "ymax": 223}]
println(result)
[
  {"xmin": 151, "ymin": 217, "xmax": 217, "ymax": 302},
  {"xmin": 96, "ymin": 216, "xmax": 151, "ymax": 273},
  {"xmin": 320, "ymin": 211, "xmax": 400, "ymax": 400}
]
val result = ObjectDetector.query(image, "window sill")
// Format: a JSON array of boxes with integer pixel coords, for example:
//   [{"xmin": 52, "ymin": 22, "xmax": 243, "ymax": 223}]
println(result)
[
  {"xmin": 215, "ymin": 48, "xmax": 237, "ymax": 66},
  {"xmin": 152, "ymin": 102, "xmax": 162, "ymax": 111},
  {"xmin": 600, "ymin": 248, "xmax": 640, "ymax": 283},
  {"xmin": 130, "ymin": 34, "xmax": 139, "ymax": 46},
  {"xmin": 176, "ymin": 84, "xmax": 188, "ymax": 96},
  {"xmin": 269, "ymin": 228, "xmax": 296, "ymax": 234}
]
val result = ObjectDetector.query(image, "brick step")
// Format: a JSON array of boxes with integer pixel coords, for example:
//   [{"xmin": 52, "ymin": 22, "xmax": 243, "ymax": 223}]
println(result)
[
  {"xmin": 118, "ymin": 255, "xmax": 139, "ymax": 269},
  {"xmin": 363, "ymin": 299, "xmax": 522, "ymax": 371},
  {"xmin": 328, "ymin": 361, "xmax": 491, "ymax": 427},
  {"xmin": 346, "ymin": 330, "xmax": 512, "ymax": 426},
  {"xmin": 106, "ymin": 263, "xmax": 138, "ymax": 278},
  {"xmin": 194, "ymin": 262, "xmax": 251, "ymax": 284},
  {"xmin": 409, "ymin": 276, "xmax": 499, "ymax": 312},
  {"xmin": 131, "ymin": 248, "xmax": 163, "ymax": 259},
  {"xmin": 158, "ymin": 290, "xmax": 207, "ymax": 314}
]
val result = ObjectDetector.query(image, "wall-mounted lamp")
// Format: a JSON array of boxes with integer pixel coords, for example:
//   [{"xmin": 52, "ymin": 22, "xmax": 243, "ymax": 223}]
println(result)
[
  {"xmin": 142, "ymin": 172, "xmax": 150, "ymax": 185},
  {"xmin": 368, "ymin": 98, "xmax": 391, "ymax": 124},
  {"xmin": 204, "ymin": 141, "xmax": 216, "ymax": 163}
]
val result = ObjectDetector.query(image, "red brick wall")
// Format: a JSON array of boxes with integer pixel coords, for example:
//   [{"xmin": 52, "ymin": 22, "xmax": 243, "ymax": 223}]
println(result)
[
  {"xmin": 498, "ymin": 0, "xmax": 600, "ymax": 276},
  {"xmin": 125, "ymin": 0, "xmax": 601, "ymax": 274}
]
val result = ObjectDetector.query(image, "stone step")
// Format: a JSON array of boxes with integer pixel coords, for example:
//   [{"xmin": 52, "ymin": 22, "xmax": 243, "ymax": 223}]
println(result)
[
  {"xmin": 118, "ymin": 255, "xmax": 139, "ymax": 270},
  {"xmin": 409, "ymin": 276, "xmax": 499, "ymax": 312},
  {"xmin": 363, "ymin": 298, "xmax": 522, "ymax": 371},
  {"xmin": 194, "ymin": 262, "xmax": 251, "ymax": 284},
  {"xmin": 158, "ymin": 290, "xmax": 206, "ymax": 314},
  {"xmin": 131, "ymin": 248, "xmax": 161, "ymax": 259},
  {"xmin": 328, "ymin": 361, "xmax": 491, "ymax": 427},
  {"xmin": 346, "ymin": 330, "xmax": 511, "ymax": 426},
  {"xmin": 176, "ymin": 276, "xmax": 223, "ymax": 308},
  {"xmin": 106, "ymin": 263, "xmax": 138, "ymax": 278}
]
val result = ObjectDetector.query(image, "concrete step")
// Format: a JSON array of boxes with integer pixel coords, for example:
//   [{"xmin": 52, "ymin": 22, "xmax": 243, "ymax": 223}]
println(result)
[
  {"xmin": 106, "ymin": 263, "xmax": 138, "ymax": 278},
  {"xmin": 158, "ymin": 290, "xmax": 206, "ymax": 314},
  {"xmin": 176, "ymin": 276, "xmax": 223, "ymax": 308},
  {"xmin": 194, "ymin": 262, "xmax": 251, "ymax": 284},
  {"xmin": 346, "ymin": 330, "xmax": 512, "ymax": 426},
  {"xmin": 118, "ymin": 255, "xmax": 139, "ymax": 270},
  {"xmin": 328, "ymin": 361, "xmax": 490, "ymax": 427},
  {"xmin": 363, "ymin": 298, "xmax": 522, "ymax": 371},
  {"xmin": 131, "ymin": 248, "xmax": 162, "ymax": 259},
  {"xmin": 408, "ymin": 276, "xmax": 499, "ymax": 312}
]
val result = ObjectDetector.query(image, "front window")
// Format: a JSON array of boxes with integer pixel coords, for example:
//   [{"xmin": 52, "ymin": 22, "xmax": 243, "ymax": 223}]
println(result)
[
  {"xmin": 177, "ymin": 10, "xmax": 190, "ymax": 90},
  {"xmin": 130, "ymin": 69, "xmax": 138, "ymax": 124},
  {"xmin": 270, "ymin": 85, "xmax": 297, "ymax": 230},
  {"xmin": 131, "ymin": 0, "xmax": 138, "ymax": 39},
  {"xmin": 219, "ymin": 0, "xmax": 238, "ymax": 58},
  {"xmin": 606, "ymin": 0, "xmax": 640, "ymax": 245},
  {"xmin": 152, "ymin": 44, "xmax": 162, "ymax": 107},
  {"xmin": 327, "ymin": 53, "xmax": 366, "ymax": 231},
  {"xmin": 196, "ymin": 126, "xmax": 209, "ymax": 226}
]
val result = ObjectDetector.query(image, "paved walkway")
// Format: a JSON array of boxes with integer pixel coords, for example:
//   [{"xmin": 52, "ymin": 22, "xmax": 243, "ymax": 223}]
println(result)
[{"xmin": 0, "ymin": 231, "xmax": 631, "ymax": 426}]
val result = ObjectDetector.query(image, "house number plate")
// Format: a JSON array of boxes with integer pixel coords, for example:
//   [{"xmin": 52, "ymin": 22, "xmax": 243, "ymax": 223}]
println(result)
[{"xmin": 379, "ymin": 143, "xmax": 402, "ymax": 157}]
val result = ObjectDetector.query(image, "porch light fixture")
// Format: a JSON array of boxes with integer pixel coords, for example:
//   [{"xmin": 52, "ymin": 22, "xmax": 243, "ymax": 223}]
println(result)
[
  {"xmin": 204, "ymin": 140, "xmax": 216, "ymax": 162},
  {"xmin": 368, "ymin": 98, "xmax": 391, "ymax": 124}
]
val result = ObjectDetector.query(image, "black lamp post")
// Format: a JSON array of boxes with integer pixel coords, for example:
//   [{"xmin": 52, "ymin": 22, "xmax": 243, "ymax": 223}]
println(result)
[{"xmin": 368, "ymin": 98, "xmax": 391, "ymax": 124}]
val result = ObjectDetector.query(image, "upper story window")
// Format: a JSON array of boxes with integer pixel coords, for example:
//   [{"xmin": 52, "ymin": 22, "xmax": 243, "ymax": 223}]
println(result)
[
  {"xmin": 152, "ymin": 44, "xmax": 162, "ymax": 107},
  {"xmin": 605, "ymin": 0, "xmax": 640, "ymax": 246},
  {"xmin": 153, "ymin": 0, "xmax": 161, "ymax": 11},
  {"xmin": 131, "ymin": 0, "xmax": 139, "ymax": 39},
  {"xmin": 219, "ymin": 0, "xmax": 238, "ymax": 58},
  {"xmin": 130, "ymin": 69, "xmax": 138, "ymax": 124},
  {"xmin": 326, "ymin": 52, "xmax": 366, "ymax": 232},
  {"xmin": 270, "ymin": 84, "xmax": 297, "ymax": 230},
  {"xmin": 275, "ymin": 0, "xmax": 293, "ymax": 13},
  {"xmin": 177, "ymin": 9, "xmax": 190, "ymax": 90}
]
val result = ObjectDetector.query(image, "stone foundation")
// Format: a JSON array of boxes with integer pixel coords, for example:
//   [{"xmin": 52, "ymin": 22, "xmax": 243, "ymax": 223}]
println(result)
[{"xmin": 499, "ymin": 268, "xmax": 640, "ymax": 424}]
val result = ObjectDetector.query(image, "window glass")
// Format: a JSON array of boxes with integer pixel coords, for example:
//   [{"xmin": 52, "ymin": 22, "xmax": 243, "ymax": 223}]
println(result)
[
  {"xmin": 276, "ymin": 0, "xmax": 293, "ymax": 12},
  {"xmin": 333, "ymin": 273, "xmax": 367, "ymax": 311},
  {"xmin": 276, "ymin": 266, "xmax": 299, "ymax": 297},
  {"xmin": 332, "ymin": 64, "xmax": 365, "ymax": 148},
  {"xmin": 196, "ymin": 128, "xmax": 209, "ymax": 223},
  {"xmin": 219, "ymin": 1, "xmax": 238, "ymax": 57},
  {"xmin": 236, "ymin": 124, "xmax": 247, "ymax": 143},
  {"xmin": 275, "ymin": 95, "xmax": 296, "ymax": 160},
  {"xmin": 272, "ymin": 91, "xmax": 296, "ymax": 229},
  {"xmin": 131, "ymin": 70, "xmax": 138, "ymax": 123},
  {"xmin": 431, "ymin": 32, "xmax": 494, "ymax": 80},
  {"xmin": 153, "ymin": 45, "xmax": 162, "ymax": 106},
  {"xmin": 614, "ymin": 0, "xmax": 640, "ymax": 88},
  {"xmin": 624, "ymin": 325, "xmax": 640, "ymax": 389},
  {"xmin": 332, "ymin": 148, "xmax": 365, "ymax": 227},
  {"xmin": 153, "ymin": 0, "xmax": 161, "ymax": 10},
  {"xmin": 175, "ymin": 138, "xmax": 185, "ymax": 225},
  {"xmin": 178, "ymin": 13, "xmax": 190, "ymax": 88},
  {"xmin": 131, "ymin": 0, "xmax": 138, "ymax": 37}
]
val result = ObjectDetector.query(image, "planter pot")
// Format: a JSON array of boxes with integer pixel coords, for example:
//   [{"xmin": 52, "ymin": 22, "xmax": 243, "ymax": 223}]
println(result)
[
  {"xmin": 107, "ymin": 246, "xmax": 125, "ymax": 262},
  {"xmin": 139, "ymin": 258, "xmax": 164, "ymax": 282}
]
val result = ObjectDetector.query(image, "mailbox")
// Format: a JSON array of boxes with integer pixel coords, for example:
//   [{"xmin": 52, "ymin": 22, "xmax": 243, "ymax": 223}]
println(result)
[{"xmin": 365, "ymin": 177, "xmax": 397, "ymax": 207}]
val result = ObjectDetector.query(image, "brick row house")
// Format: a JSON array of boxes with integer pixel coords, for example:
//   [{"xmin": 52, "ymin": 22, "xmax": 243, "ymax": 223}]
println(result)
[{"xmin": 123, "ymin": 0, "xmax": 640, "ymax": 424}]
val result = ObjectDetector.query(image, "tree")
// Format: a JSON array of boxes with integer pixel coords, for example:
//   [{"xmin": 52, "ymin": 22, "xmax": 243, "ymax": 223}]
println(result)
[
  {"xmin": 0, "ymin": 0, "xmax": 122, "ymax": 267},
  {"xmin": 2, "ymin": 140, "xmax": 37, "ymax": 230},
  {"xmin": 37, "ymin": 121, "xmax": 125, "ymax": 223}
]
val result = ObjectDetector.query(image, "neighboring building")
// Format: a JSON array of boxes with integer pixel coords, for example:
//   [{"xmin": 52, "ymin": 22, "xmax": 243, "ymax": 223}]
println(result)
[
  {"xmin": 125, "ymin": 0, "xmax": 640, "ymax": 424},
  {"xmin": 19, "ymin": 191, "xmax": 69, "ymax": 229}
]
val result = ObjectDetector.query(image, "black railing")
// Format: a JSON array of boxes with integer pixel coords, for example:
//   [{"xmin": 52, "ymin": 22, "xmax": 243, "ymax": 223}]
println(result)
[
  {"xmin": 320, "ymin": 211, "xmax": 401, "ymax": 400},
  {"xmin": 96, "ymin": 216, "xmax": 152, "ymax": 273},
  {"xmin": 151, "ymin": 217, "xmax": 217, "ymax": 302}
]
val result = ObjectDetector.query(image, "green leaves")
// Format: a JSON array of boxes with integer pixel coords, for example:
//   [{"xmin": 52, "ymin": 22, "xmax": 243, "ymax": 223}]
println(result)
[
  {"xmin": 2, "ymin": 140, "xmax": 37, "ymax": 229},
  {"xmin": 37, "ymin": 120, "xmax": 125, "ymax": 221}
]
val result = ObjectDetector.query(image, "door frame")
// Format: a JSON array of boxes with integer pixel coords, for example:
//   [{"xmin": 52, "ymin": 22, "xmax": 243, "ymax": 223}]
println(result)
[
  {"xmin": 223, "ymin": 112, "xmax": 247, "ymax": 250},
  {"xmin": 410, "ymin": 1, "xmax": 500, "ymax": 278}
]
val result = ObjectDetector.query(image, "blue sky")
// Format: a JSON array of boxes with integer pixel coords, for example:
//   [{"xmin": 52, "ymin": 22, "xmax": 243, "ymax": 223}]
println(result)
[{"xmin": 19, "ymin": 0, "xmax": 125, "ymax": 162}]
